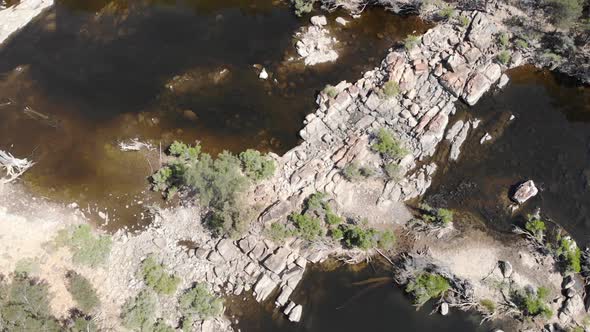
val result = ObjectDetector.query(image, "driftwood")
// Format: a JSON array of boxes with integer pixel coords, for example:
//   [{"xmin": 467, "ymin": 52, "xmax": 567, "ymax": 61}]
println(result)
[
  {"xmin": 118, "ymin": 138, "xmax": 154, "ymax": 152},
  {"xmin": 0, "ymin": 150, "xmax": 34, "ymax": 184}
]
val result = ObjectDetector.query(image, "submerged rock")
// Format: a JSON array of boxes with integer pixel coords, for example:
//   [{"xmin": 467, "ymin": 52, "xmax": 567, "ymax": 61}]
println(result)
[
  {"xmin": 512, "ymin": 180, "xmax": 538, "ymax": 204},
  {"xmin": 288, "ymin": 304, "xmax": 303, "ymax": 322},
  {"xmin": 440, "ymin": 302, "xmax": 449, "ymax": 315},
  {"xmin": 310, "ymin": 15, "xmax": 327, "ymax": 27}
]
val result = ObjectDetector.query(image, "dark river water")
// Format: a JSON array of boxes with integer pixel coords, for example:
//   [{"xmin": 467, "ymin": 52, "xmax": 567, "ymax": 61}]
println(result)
[
  {"xmin": 0, "ymin": 0, "xmax": 427, "ymax": 229},
  {"xmin": 426, "ymin": 65, "xmax": 590, "ymax": 245},
  {"xmin": 1, "ymin": 1, "xmax": 589, "ymax": 331}
]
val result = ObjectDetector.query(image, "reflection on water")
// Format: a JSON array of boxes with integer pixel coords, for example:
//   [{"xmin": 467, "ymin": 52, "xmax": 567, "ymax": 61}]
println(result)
[
  {"xmin": 427, "ymin": 65, "xmax": 590, "ymax": 243},
  {"xmin": 0, "ymin": 0, "xmax": 428, "ymax": 228},
  {"xmin": 228, "ymin": 261, "xmax": 503, "ymax": 332}
]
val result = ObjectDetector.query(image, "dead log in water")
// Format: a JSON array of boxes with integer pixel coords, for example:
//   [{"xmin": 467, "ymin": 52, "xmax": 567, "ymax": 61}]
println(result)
[{"xmin": 0, "ymin": 150, "xmax": 34, "ymax": 184}]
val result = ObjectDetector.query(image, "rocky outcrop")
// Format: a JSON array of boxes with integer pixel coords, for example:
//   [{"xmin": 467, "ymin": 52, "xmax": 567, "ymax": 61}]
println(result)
[
  {"xmin": 0, "ymin": 0, "xmax": 53, "ymax": 46},
  {"xmin": 512, "ymin": 180, "xmax": 538, "ymax": 204},
  {"xmin": 295, "ymin": 24, "xmax": 338, "ymax": 66}
]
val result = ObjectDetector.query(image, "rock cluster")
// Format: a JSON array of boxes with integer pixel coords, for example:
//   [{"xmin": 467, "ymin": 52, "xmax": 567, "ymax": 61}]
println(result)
[
  {"xmin": 295, "ymin": 16, "xmax": 338, "ymax": 66},
  {"xmin": 0, "ymin": 0, "xmax": 53, "ymax": 46}
]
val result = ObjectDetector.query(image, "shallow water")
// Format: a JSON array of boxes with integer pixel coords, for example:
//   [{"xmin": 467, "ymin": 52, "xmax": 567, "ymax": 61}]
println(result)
[
  {"xmin": 0, "ymin": 0, "xmax": 427, "ymax": 228},
  {"xmin": 426, "ymin": 65, "xmax": 590, "ymax": 243},
  {"xmin": 228, "ymin": 260, "xmax": 503, "ymax": 332}
]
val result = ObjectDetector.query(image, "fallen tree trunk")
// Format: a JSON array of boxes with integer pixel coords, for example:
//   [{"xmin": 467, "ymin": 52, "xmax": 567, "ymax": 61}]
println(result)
[{"xmin": 0, "ymin": 150, "xmax": 34, "ymax": 184}]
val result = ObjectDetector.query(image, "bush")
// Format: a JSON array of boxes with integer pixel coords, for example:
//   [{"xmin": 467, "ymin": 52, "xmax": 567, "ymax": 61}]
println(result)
[
  {"xmin": 67, "ymin": 314, "xmax": 98, "ymax": 332},
  {"xmin": 140, "ymin": 255, "xmax": 181, "ymax": 295},
  {"xmin": 14, "ymin": 258, "xmax": 40, "ymax": 276},
  {"xmin": 121, "ymin": 290, "xmax": 157, "ymax": 331},
  {"xmin": 342, "ymin": 224, "xmax": 377, "ymax": 250},
  {"xmin": 325, "ymin": 208, "xmax": 343, "ymax": 225},
  {"xmin": 525, "ymin": 217, "xmax": 546, "ymax": 240},
  {"xmin": 381, "ymin": 81, "xmax": 400, "ymax": 98},
  {"xmin": 459, "ymin": 15, "xmax": 470, "ymax": 27},
  {"xmin": 384, "ymin": 162, "xmax": 402, "ymax": 181},
  {"xmin": 323, "ymin": 85, "xmax": 338, "ymax": 98},
  {"xmin": 239, "ymin": 149, "xmax": 276, "ymax": 182},
  {"xmin": 420, "ymin": 204, "xmax": 453, "ymax": 225},
  {"xmin": 266, "ymin": 222, "xmax": 294, "ymax": 243},
  {"xmin": 404, "ymin": 35, "xmax": 420, "ymax": 50},
  {"xmin": 305, "ymin": 191, "xmax": 328, "ymax": 211},
  {"xmin": 0, "ymin": 275, "xmax": 62, "ymax": 331},
  {"xmin": 330, "ymin": 227, "xmax": 344, "ymax": 240},
  {"xmin": 511, "ymin": 286, "xmax": 553, "ymax": 319},
  {"xmin": 54, "ymin": 224, "xmax": 112, "ymax": 267},
  {"xmin": 556, "ymin": 236, "xmax": 581, "ymax": 273},
  {"xmin": 515, "ymin": 38, "xmax": 529, "ymax": 49},
  {"xmin": 293, "ymin": 0, "xmax": 314, "ymax": 16},
  {"xmin": 290, "ymin": 213, "xmax": 324, "ymax": 241},
  {"xmin": 372, "ymin": 128, "xmax": 407, "ymax": 160},
  {"xmin": 179, "ymin": 283, "xmax": 223, "ymax": 328},
  {"xmin": 405, "ymin": 273, "xmax": 450, "ymax": 306},
  {"xmin": 342, "ymin": 163, "xmax": 362, "ymax": 182},
  {"xmin": 545, "ymin": 0, "xmax": 584, "ymax": 29},
  {"xmin": 439, "ymin": 5, "xmax": 455, "ymax": 19},
  {"xmin": 497, "ymin": 50, "xmax": 511, "ymax": 65},
  {"xmin": 66, "ymin": 271, "xmax": 100, "ymax": 313},
  {"xmin": 153, "ymin": 320, "xmax": 176, "ymax": 332},
  {"xmin": 480, "ymin": 299, "xmax": 496, "ymax": 313},
  {"xmin": 377, "ymin": 230, "xmax": 396, "ymax": 250},
  {"xmin": 498, "ymin": 32, "xmax": 510, "ymax": 47}
]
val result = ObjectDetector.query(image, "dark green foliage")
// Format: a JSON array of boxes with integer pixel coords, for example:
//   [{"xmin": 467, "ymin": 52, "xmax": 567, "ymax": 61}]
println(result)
[
  {"xmin": 377, "ymin": 230, "xmax": 396, "ymax": 250},
  {"xmin": 305, "ymin": 192, "xmax": 328, "ymax": 211},
  {"xmin": 511, "ymin": 286, "xmax": 553, "ymax": 319},
  {"xmin": 239, "ymin": 149, "xmax": 276, "ymax": 182},
  {"xmin": 403, "ymin": 35, "xmax": 420, "ymax": 50},
  {"xmin": 179, "ymin": 283, "xmax": 223, "ymax": 325},
  {"xmin": 405, "ymin": 273, "xmax": 450, "ymax": 306},
  {"xmin": 325, "ymin": 209, "xmax": 343, "ymax": 225},
  {"xmin": 66, "ymin": 271, "xmax": 100, "ymax": 312},
  {"xmin": 545, "ymin": 0, "xmax": 584, "ymax": 28},
  {"xmin": 293, "ymin": 0, "xmax": 314, "ymax": 16},
  {"xmin": 330, "ymin": 227, "xmax": 344, "ymax": 240},
  {"xmin": 420, "ymin": 204, "xmax": 453, "ymax": 225},
  {"xmin": 151, "ymin": 141, "xmax": 276, "ymax": 237},
  {"xmin": 290, "ymin": 213, "xmax": 324, "ymax": 241},
  {"xmin": 54, "ymin": 224, "xmax": 112, "ymax": 267},
  {"xmin": 121, "ymin": 289, "xmax": 157, "ymax": 331},
  {"xmin": 140, "ymin": 256, "xmax": 181, "ymax": 295},
  {"xmin": 340, "ymin": 224, "xmax": 395, "ymax": 250},
  {"xmin": 497, "ymin": 50, "xmax": 511, "ymax": 65},
  {"xmin": 342, "ymin": 163, "xmax": 375, "ymax": 182},
  {"xmin": 556, "ymin": 236, "xmax": 581, "ymax": 273},
  {"xmin": 0, "ymin": 275, "xmax": 62, "ymax": 331},
  {"xmin": 372, "ymin": 128, "xmax": 407, "ymax": 160},
  {"xmin": 67, "ymin": 314, "xmax": 98, "ymax": 332}
]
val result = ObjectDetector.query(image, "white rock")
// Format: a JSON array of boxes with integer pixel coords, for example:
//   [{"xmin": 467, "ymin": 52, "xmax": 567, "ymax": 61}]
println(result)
[
  {"xmin": 497, "ymin": 73, "xmax": 510, "ymax": 89},
  {"xmin": 310, "ymin": 15, "xmax": 327, "ymax": 26},
  {"xmin": 480, "ymin": 132, "xmax": 492, "ymax": 144},
  {"xmin": 512, "ymin": 180, "xmax": 538, "ymax": 204},
  {"xmin": 335, "ymin": 17, "xmax": 348, "ymax": 26},
  {"xmin": 440, "ymin": 302, "xmax": 449, "ymax": 316},
  {"xmin": 259, "ymin": 68, "xmax": 269, "ymax": 80},
  {"xmin": 288, "ymin": 304, "xmax": 303, "ymax": 322}
]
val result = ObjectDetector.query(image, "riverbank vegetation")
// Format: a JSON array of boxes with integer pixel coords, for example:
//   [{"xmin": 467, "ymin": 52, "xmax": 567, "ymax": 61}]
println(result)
[
  {"xmin": 405, "ymin": 272, "xmax": 451, "ymax": 306},
  {"xmin": 140, "ymin": 255, "xmax": 181, "ymax": 295},
  {"xmin": 151, "ymin": 141, "xmax": 276, "ymax": 238},
  {"xmin": 53, "ymin": 224, "xmax": 112, "ymax": 268},
  {"xmin": 511, "ymin": 286, "xmax": 553, "ymax": 319}
]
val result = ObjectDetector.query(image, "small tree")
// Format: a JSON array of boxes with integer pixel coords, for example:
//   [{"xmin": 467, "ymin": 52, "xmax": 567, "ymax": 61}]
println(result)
[
  {"xmin": 139, "ymin": 255, "xmax": 181, "ymax": 295},
  {"xmin": 511, "ymin": 286, "xmax": 553, "ymax": 319},
  {"xmin": 121, "ymin": 290, "xmax": 157, "ymax": 331},
  {"xmin": 372, "ymin": 128, "xmax": 407, "ymax": 160},
  {"xmin": 403, "ymin": 35, "xmax": 420, "ymax": 50},
  {"xmin": 180, "ymin": 283, "xmax": 223, "ymax": 329},
  {"xmin": 65, "ymin": 271, "xmax": 100, "ymax": 313},
  {"xmin": 545, "ymin": 0, "xmax": 584, "ymax": 29},
  {"xmin": 405, "ymin": 273, "xmax": 450, "ymax": 306},
  {"xmin": 239, "ymin": 149, "xmax": 276, "ymax": 182},
  {"xmin": 54, "ymin": 224, "xmax": 112, "ymax": 268}
]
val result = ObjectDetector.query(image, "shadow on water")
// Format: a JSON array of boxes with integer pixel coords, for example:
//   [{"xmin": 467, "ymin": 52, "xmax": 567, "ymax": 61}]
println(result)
[
  {"xmin": 227, "ymin": 260, "xmax": 502, "ymax": 332},
  {"xmin": 0, "ymin": 0, "xmax": 428, "ymax": 229},
  {"xmin": 426, "ymin": 65, "xmax": 590, "ymax": 244}
]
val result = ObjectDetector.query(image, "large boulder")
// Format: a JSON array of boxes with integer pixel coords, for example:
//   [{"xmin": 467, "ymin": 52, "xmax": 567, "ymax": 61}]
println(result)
[{"xmin": 512, "ymin": 180, "xmax": 538, "ymax": 204}]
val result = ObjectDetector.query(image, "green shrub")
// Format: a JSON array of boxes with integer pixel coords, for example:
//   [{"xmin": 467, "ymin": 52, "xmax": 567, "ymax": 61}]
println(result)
[
  {"xmin": 376, "ymin": 230, "xmax": 396, "ymax": 250},
  {"xmin": 66, "ymin": 271, "xmax": 100, "ymax": 312},
  {"xmin": 293, "ymin": 0, "xmax": 314, "ymax": 16},
  {"xmin": 14, "ymin": 258, "xmax": 40, "ymax": 276},
  {"xmin": 179, "ymin": 283, "xmax": 223, "ymax": 328},
  {"xmin": 556, "ymin": 236, "xmax": 581, "ymax": 273},
  {"xmin": 404, "ymin": 35, "xmax": 420, "ymax": 50},
  {"xmin": 140, "ymin": 255, "xmax": 181, "ymax": 295},
  {"xmin": 290, "ymin": 213, "xmax": 324, "ymax": 241},
  {"xmin": 497, "ymin": 50, "xmax": 511, "ymax": 65},
  {"xmin": 498, "ymin": 32, "xmax": 510, "ymax": 47},
  {"xmin": 459, "ymin": 15, "xmax": 470, "ymax": 27},
  {"xmin": 511, "ymin": 286, "xmax": 553, "ymax": 319},
  {"xmin": 439, "ymin": 5, "xmax": 455, "ymax": 19},
  {"xmin": 54, "ymin": 224, "xmax": 112, "ymax": 267},
  {"xmin": 480, "ymin": 299, "xmax": 496, "ymax": 313},
  {"xmin": 323, "ymin": 85, "xmax": 339, "ymax": 98},
  {"xmin": 169, "ymin": 141, "xmax": 201, "ymax": 160},
  {"xmin": 305, "ymin": 191, "xmax": 328, "ymax": 211},
  {"xmin": 420, "ymin": 204, "xmax": 453, "ymax": 225},
  {"xmin": 384, "ymin": 162, "xmax": 402, "ymax": 181},
  {"xmin": 342, "ymin": 162, "xmax": 363, "ymax": 182},
  {"xmin": 266, "ymin": 222, "xmax": 294, "ymax": 243},
  {"xmin": 67, "ymin": 314, "xmax": 98, "ymax": 332},
  {"xmin": 325, "ymin": 209, "xmax": 343, "ymax": 225},
  {"xmin": 342, "ymin": 224, "xmax": 377, "ymax": 250},
  {"xmin": 541, "ymin": 52, "xmax": 563, "ymax": 64},
  {"xmin": 153, "ymin": 320, "xmax": 176, "ymax": 332},
  {"xmin": 330, "ymin": 227, "xmax": 344, "ymax": 240},
  {"xmin": 372, "ymin": 128, "xmax": 407, "ymax": 160},
  {"xmin": 381, "ymin": 81, "xmax": 400, "ymax": 98},
  {"xmin": 405, "ymin": 273, "xmax": 450, "ymax": 306},
  {"xmin": 545, "ymin": 0, "xmax": 584, "ymax": 29},
  {"xmin": 525, "ymin": 217, "xmax": 546, "ymax": 240},
  {"xmin": 0, "ymin": 275, "xmax": 62, "ymax": 331},
  {"xmin": 121, "ymin": 289, "xmax": 157, "ymax": 331},
  {"xmin": 239, "ymin": 149, "xmax": 276, "ymax": 182},
  {"xmin": 515, "ymin": 38, "xmax": 529, "ymax": 49}
]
